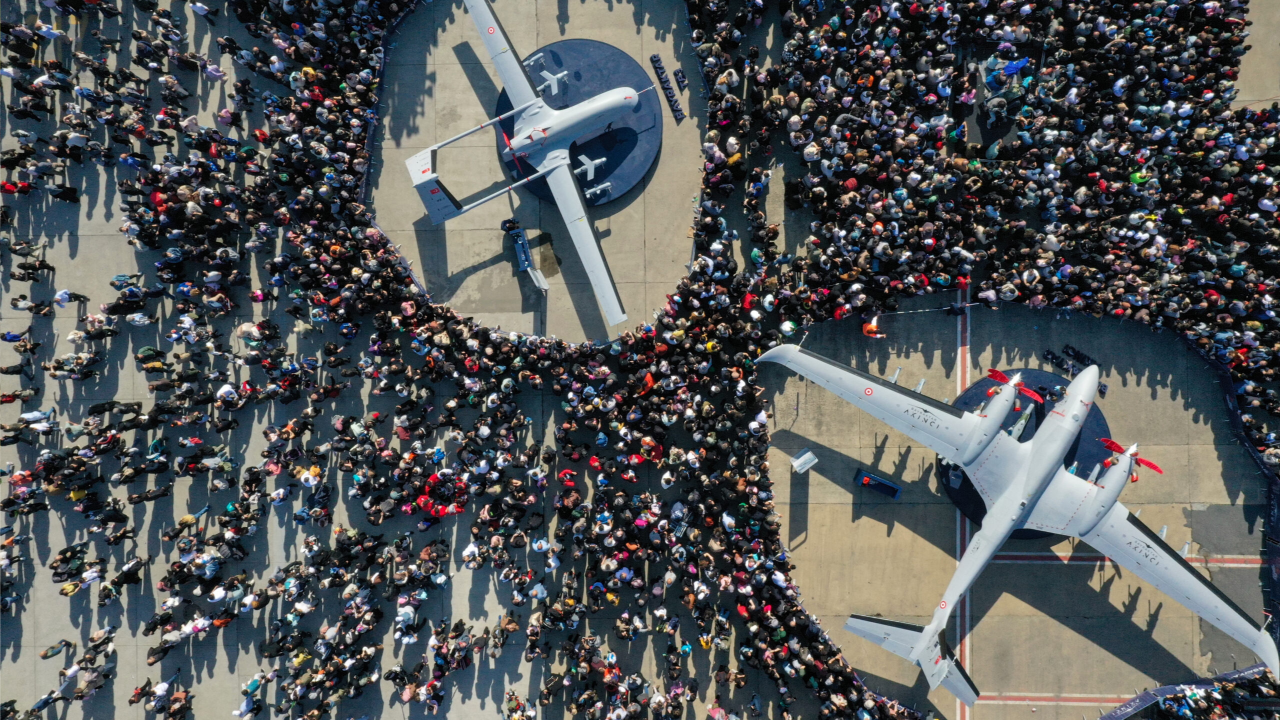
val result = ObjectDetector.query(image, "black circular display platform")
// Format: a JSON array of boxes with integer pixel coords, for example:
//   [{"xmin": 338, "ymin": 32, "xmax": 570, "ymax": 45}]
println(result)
[
  {"xmin": 942, "ymin": 369, "xmax": 1111, "ymax": 538},
  {"xmin": 493, "ymin": 39, "xmax": 662, "ymax": 206}
]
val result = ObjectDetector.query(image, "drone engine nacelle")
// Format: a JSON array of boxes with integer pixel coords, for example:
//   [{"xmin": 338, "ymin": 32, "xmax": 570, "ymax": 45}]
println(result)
[
  {"xmin": 958, "ymin": 379, "xmax": 1019, "ymax": 465},
  {"xmin": 1075, "ymin": 452, "xmax": 1134, "ymax": 536}
]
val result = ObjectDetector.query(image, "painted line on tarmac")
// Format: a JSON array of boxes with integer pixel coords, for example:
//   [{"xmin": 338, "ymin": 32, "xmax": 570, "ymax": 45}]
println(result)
[
  {"xmin": 957, "ymin": 511, "xmax": 973, "ymax": 720},
  {"xmin": 975, "ymin": 693, "xmax": 1135, "ymax": 706},
  {"xmin": 956, "ymin": 287, "xmax": 970, "ymax": 397},
  {"xmin": 956, "ymin": 286, "xmax": 972, "ymax": 720},
  {"xmin": 991, "ymin": 551, "xmax": 1262, "ymax": 567}
]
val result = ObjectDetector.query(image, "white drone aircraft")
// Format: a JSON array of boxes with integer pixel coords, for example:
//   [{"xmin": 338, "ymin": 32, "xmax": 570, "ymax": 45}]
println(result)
[
  {"xmin": 758, "ymin": 345, "xmax": 1280, "ymax": 706},
  {"xmin": 405, "ymin": 0, "xmax": 636, "ymax": 327}
]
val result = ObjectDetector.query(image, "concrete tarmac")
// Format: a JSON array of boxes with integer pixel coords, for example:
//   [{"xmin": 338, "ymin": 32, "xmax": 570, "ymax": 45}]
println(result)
[{"xmin": 0, "ymin": 0, "xmax": 1277, "ymax": 719}]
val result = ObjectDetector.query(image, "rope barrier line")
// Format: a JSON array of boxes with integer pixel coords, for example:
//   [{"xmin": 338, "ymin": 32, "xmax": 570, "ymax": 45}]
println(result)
[{"xmin": 880, "ymin": 302, "xmax": 983, "ymax": 317}]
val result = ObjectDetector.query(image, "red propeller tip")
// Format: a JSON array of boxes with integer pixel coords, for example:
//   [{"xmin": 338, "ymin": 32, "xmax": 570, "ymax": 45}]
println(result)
[
  {"xmin": 987, "ymin": 368, "xmax": 1010, "ymax": 384},
  {"xmin": 1099, "ymin": 438, "xmax": 1125, "ymax": 454},
  {"xmin": 1018, "ymin": 387, "xmax": 1044, "ymax": 404},
  {"xmin": 1136, "ymin": 457, "xmax": 1164, "ymax": 474}
]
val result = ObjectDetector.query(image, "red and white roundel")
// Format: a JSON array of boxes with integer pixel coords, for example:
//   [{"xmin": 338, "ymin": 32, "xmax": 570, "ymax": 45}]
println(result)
[
  {"xmin": 864, "ymin": 388, "xmax": 873, "ymax": 396},
  {"xmin": 939, "ymin": 600, "xmax": 948, "ymax": 609},
  {"xmin": 487, "ymin": 26, "xmax": 495, "ymax": 34}
]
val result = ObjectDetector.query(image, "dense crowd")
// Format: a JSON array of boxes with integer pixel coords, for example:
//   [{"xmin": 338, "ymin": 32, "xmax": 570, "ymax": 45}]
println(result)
[
  {"xmin": 689, "ymin": 0, "xmax": 1280, "ymax": 462},
  {"xmin": 1154, "ymin": 671, "xmax": 1280, "ymax": 720},
  {"xmin": 4, "ymin": 0, "xmax": 1280, "ymax": 716},
  {"xmin": 1, "ymin": 0, "xmax": 922, "ymax": 717}
]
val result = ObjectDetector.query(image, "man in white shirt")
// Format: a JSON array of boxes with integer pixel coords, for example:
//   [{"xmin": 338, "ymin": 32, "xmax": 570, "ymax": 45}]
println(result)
[{"xmin": 190, "ymin": 2, "xmax": 220, "ymax": 22}]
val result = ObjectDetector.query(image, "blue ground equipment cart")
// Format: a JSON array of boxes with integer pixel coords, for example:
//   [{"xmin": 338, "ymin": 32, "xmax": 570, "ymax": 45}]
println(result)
[
  {"xmin": 508, "ymin": 229, "xmax": 549, "ymax": 293},
  {"xmin": 856, "ymin": 469, "xmax": 902, "ymax": 500}
]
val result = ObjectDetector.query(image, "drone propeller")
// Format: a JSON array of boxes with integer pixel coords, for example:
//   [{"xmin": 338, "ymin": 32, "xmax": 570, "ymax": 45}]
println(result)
[
  {"xmin": 1135, "ymin": 457, "xmax": 1164, "ymax": 474},
  {"xmin": 1099, "ymin": 437, "xmax": 1126, "ymax": 454},
  {"xmin": 1017, "ymin": 386, "xmax": 1044, "ymax": 404},
  {"xmin": 985, "ymin": 369, "xmax": 1042, "ymax": 403},
  {"xmin": 1098, "ymin": 438, "xmax": 1164, "ymax": 478}
]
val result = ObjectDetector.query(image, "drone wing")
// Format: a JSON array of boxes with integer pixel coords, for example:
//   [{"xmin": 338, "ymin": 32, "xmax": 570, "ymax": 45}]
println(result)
[
  {"xmin": 1083, "ymin": 503, "xmax": 1279, "ymax": 674},
  {"xmin": 544, "ymin": 163, "xmax": 627, "ymax": 327},
  {"xmin": 1018, "ymin": 470, "xmax": 1280, "ymax": 675},
  {"xmin": 462, "ymin": 0, "xmax": 539, "ymax": 107},
  {"xmin": 757, "ymin": 345, "xmax": 978, "ymax": 459}
]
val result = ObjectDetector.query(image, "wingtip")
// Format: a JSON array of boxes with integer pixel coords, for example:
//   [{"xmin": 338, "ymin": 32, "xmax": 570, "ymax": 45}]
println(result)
[
  {"xmin": 950, "ymin": 662, "xmax": 981, "ymax": 707},
  {"xmin": 757, "ymin": 344, "xmax": 798, "ymax": 364},
  {"xmin": 1258, "ymin": 627, "xmax": 1280, "ymax": 678}
]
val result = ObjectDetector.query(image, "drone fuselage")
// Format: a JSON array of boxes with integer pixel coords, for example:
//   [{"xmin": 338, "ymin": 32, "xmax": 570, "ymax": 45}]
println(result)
[{"xmin": 508, "ymin": 87, "xmax": 639, "ymax": 161}]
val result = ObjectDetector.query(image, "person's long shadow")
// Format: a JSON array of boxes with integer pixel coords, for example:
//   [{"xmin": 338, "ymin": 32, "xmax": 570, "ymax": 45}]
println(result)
[
  {"xmin": 80, "ymin": 658, "xmax": 118, "ymax": 720},
  {"xmin": 968, "ymin": 554, "xmax": 1198, "ymax": 685},
  {"xmin": 0, "ymin": 551, "xmax": 28, "ymax": 660},
  {"xmin": 126, "ymin": 554, "xmax": 158, "ymax": 639}
]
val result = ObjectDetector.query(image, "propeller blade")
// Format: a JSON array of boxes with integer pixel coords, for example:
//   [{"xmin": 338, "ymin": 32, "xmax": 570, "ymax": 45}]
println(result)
[
  {"xmin": 1099, "ymin": 438, "xmax": 1126, "ymax": 454},
  {"xmin": 1135, "ymin": 457, "xmax": 1164, "ymax": 474},
  {"xmin": 1018, "ymin": 387, "xmax": 1044, "ymax": 404},
  {"xmin": 987, "ymin": 368, "xmax": 1010, "ymax": 384}
]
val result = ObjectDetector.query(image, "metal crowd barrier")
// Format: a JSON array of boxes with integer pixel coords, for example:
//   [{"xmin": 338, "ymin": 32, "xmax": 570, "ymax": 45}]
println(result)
[{"xmin": 1097, "ymin": 664, "xmax": 1268, "ymax": 720}]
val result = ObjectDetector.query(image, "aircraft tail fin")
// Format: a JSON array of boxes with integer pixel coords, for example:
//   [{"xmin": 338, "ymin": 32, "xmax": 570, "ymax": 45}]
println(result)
[
  {"xmin": 406, "ymin": 148, "xmax": 463, "ymax": 224},
  {"xmin": 844, "ymin": 615, "xmax": 980, "ymax": 707}
]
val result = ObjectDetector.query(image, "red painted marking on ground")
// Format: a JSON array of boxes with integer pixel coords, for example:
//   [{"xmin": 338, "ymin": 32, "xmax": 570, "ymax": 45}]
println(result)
[
  {"xmin": 990, "ymin": 551, "xmax": 1261, "ymax": 566},
  {"xmin": 955, "ymin": 290, "xmax": 973, "ymax": 720},
  {"xmin": 957, "ymin": 288, "xmax": 970, "ymax": 397},
  {"xmin": 957, "ymin": 512, "xmax": 972, "ymax": 720},
  {"xmin": 976, "ymin": 694, "xmax": 1135, "ymax": 706}
]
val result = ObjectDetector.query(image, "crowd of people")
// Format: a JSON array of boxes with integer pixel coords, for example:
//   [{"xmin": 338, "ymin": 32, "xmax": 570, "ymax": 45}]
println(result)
[
  {"xmin": 0, "ymin": 625, "xmax": 140, "ymax": 716},
  {"xmin": 4, "ymin": 0, "xmax": 1280, "ymax": 716},
  {"xmin": 691, "ymin": 0, "xmax": 1280, "ymax": 463},
  {"xmin": 2, "ymin": 0, "xmax": 914, "ymax": 715},
  {"xmin": 1154, "ymin": 671, "xmax": 1280, "ymax": 720}
]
